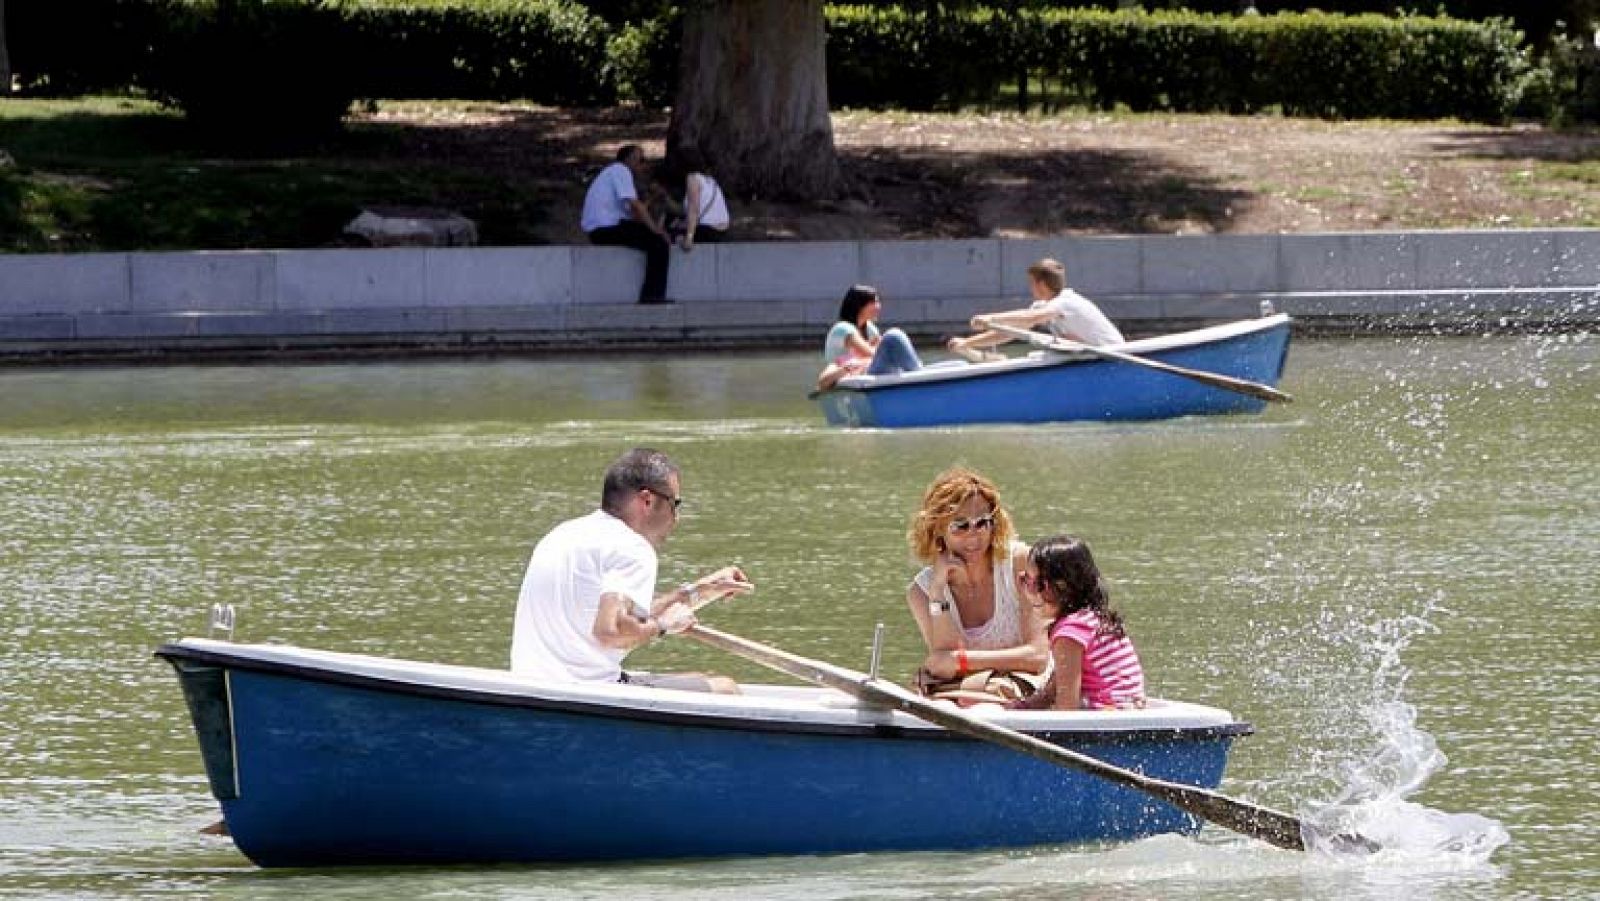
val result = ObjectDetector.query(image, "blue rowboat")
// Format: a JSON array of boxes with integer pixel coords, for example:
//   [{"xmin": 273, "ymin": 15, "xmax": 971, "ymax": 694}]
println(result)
[
  {"xmin": 158, "ymin": 638, "xmax": 1253, "ymax": 866},
  {"xmin": 816, "ymin": 314, "xmax": 1292, "ymax": 428}
]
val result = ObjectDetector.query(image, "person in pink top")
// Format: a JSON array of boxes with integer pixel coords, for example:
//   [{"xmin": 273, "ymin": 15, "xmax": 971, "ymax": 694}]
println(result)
[{"xmin": 1010, "ymin": 534, "xmax": 1146, "ymax": 711}]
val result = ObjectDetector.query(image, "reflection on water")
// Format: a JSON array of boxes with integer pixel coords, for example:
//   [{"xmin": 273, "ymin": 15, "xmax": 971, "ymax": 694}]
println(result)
[{"xmin": 0, "ymin": 335, "xmax": 1594, "ymax": 899}]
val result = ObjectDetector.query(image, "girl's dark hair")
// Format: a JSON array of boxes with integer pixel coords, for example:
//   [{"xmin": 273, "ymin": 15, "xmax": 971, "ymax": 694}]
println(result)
[
  {"xmin": 662, "ymin": 145, "xmax": 708, "ymax": 194},
  {"xmin": 837, "ymin": 285, "xmax": 880, "ymax": 329},
  {"xmin": 1029, "ymin": 534, "xmax": 1125, "ymax": 638}
]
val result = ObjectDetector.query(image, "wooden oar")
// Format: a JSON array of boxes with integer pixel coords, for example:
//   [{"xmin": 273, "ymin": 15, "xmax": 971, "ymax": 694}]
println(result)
[
  {"xmin": 984, "ymin": 322, "xmax": 1294, "ymax": 404},
  {"xmin": 686, "ymin": 622, "xmax": 1345, "ymax": 853}
]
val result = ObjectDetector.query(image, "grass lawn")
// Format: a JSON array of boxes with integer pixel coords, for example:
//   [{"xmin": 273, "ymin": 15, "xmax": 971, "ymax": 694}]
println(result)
[
  {"xmin": 3, "ymin": 95, "xmax": 1600, "ymax": 252},
  {"xmin": 0, "ymin": 96, "xmax": 549, "ymax": 252}
]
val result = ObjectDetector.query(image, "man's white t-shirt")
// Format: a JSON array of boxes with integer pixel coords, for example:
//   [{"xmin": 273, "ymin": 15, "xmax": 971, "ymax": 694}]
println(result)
[
  {"xmin": 1033, "ymin": 288, "xmax": 1124, "ymax": 346},
  {"xmin": 510, "ymin": 509, "xmax": 657, "ymax": 682},
  {"xmin": 580, "ymin": 162, "xmax": 638, "ymax": 233}
]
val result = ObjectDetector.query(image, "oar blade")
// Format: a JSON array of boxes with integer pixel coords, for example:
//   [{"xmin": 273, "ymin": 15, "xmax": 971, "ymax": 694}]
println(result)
[{"xmin": 1146, "ymin": 781, "xmax": 1307, "ymax": 851}]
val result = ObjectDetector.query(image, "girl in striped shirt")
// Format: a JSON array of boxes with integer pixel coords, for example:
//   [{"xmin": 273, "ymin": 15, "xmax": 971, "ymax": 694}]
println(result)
[{"xmin": 1010, "ymin": 535, "xmax": 1146, "ymax": 711}]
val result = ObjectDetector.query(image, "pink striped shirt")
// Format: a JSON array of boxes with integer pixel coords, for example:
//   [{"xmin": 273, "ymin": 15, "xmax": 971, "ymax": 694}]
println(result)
[{"xmin": 1050, "ymin": 610, "xmax": 1145, "ymax": 708}]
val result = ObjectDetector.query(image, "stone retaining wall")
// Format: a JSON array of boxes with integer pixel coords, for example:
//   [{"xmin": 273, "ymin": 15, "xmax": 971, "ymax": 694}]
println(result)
[{"xmin": 1, "ymin": 230, "xmax": 1596, "ymax": 360}]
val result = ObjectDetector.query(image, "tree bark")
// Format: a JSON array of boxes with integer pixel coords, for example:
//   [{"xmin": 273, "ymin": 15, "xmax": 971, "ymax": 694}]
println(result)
[
  {"xmin": 0, "ymin": 0, "xmax": 12, "ymax": 96},
  {"xmin": 667, "ymin": 0, "xmax": 842, "ymax": 201}
]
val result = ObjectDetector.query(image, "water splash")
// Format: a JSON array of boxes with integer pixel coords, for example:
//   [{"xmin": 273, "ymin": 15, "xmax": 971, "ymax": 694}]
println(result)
[{"xmin": 1300, "ymin": 701, "xmax": 1510, "ymax": 863}]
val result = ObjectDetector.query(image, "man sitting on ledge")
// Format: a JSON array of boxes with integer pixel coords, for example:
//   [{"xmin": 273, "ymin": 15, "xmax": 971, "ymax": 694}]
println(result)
[{"xmin": 582, "ymin": 145, "xmax": 674, "ymax": 305}]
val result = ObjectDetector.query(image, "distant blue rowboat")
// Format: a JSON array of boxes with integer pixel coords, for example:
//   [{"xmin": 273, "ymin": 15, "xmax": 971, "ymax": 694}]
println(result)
[
  {"xmin": 158, "ymin": 638, "xmax": 1253, "ymax": 867},
  {"xmin": 816, "ymin": 314, "xmax": 1292, "ymax": 428}
]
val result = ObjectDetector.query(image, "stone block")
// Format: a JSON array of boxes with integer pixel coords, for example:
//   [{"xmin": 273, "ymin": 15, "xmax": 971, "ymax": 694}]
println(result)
[
  {"xmin": 75, "ymin": 312, "xmax": 201, "ymax": 339},
  {"xmin": 129, "ymin": 251, "xmax": 274, "ymax": 313},
  {"xmin": 275, "ymin": 249, "xmax": 427, "ymax": 311},
  {"xmin": 565, "ymin": 302, "xmax": 685, "ymax": 331},
  {"xmin": 1159, "ymin": 294, "xmax": 1266, "ymax": 320},
  {"xmin": 0, "ymin": 315, "xmax": 75, "ymax": 341},
  {"xmin": 316, "ymin": 308, "xmax": 452, "ymax": 335},
  {"xmin": 681, "ymin": 299, "xmax": 810, "ymax": 329},
  {"xmin": 1142, "ymin": 235, "xmax": 1280, "ymax": 294},
  {"xmin": 1553, "ymin": 230, "xmax": 1600, "ymax": 286},
  {"xmin": 0, "ymin": 253, "xmax": 129, "ymax": 314},
  {"xmin": 861, "ymin": 239, "xmax": 1001, "ymax": 301},
  {"xmin": 1415, "ymin": 231, "xmax": 1557, "ymax": 289},
  {"xmin": 716, "ymin": 241, "xmax": 860, "ymax": 302},
  {"xmin": 425, "ymin": 247, "xmax": 573, "ymax": 308},
  {"xmin": 444, "ymin": 305, "xmax": 567, "ymax": 333},
  {"xmin": 667, "ymin": 244, "xmax": 719, "ymax": 302},
  {"xmin": 1273, "ymin": 292, "xmax": 1400, "ymax": 318},
  {"xmin": 344, "ymin": 207, "xmax": 477, "ymax": 247},
  {"xmin": 1279, "ymin": 233, "xmax": 1418, "ymax": 292},
  {"xmin": 1095, "ymin": 295, "xmax": 1165, "ymax": 322},
  {"xmin": 572, "ymin": 247, "xmax": 648, "ymax": 305},
  {"xmin": 1000, "ymin": 236, "xmax": 1142, "ymax": 296}
]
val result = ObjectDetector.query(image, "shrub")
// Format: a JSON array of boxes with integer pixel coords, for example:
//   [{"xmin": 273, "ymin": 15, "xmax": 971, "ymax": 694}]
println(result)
[
  {"xmin": 824, "ymin": 7, "xmax": 1533, "ymax": 123},
  {"xmin": 345, "ymin": 0, "xmax": 614, "ymax": 104},
  {"xmin": 141, "ymin": 1, "xmax": 361, "ymax": 145}
]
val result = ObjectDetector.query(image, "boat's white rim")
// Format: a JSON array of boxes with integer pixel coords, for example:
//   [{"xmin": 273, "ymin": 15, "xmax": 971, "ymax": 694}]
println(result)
[
  {"xmin": 167, "ymin": 637, "xmax": 1242, "ymax": 734},
  {"xmin": 829, "ymin": 314, "xmax": 1290, "ymax": 393}
]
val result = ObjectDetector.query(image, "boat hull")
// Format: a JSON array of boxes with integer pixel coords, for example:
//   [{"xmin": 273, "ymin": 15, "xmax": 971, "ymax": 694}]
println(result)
[
  {"xmin": 159, "ymin": 640, "xmax": 1249, "ymax": 866},
  {"xmin": 817, "ymin": 315, "xmax": 1292, "ymax": 428}
]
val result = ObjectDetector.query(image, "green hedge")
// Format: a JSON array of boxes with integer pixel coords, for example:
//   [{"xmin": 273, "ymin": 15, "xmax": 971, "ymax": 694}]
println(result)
[
  {"xmin": 344, "ymin": 0, "xmax": 614, "ymax": 103},
  {"xmin": 825, "ymin": 7, "xmax": 1534, "ymax": 122},
  {"xmin": 1, "ymin": 2, "xmax": 1542, "ymax": 125},
  {"xmin": 4, "ymin": 0, "xmax": 185, "ymax": 95}
]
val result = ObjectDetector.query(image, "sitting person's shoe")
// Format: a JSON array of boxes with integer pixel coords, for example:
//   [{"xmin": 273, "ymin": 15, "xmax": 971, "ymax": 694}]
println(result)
[
  {"xmin": 946, "ymin": 337, "xmax": 986, "ymax": 363},
  {"xmin": 638, "ymin": 296, "xmax": 674, "ymax": 305}
]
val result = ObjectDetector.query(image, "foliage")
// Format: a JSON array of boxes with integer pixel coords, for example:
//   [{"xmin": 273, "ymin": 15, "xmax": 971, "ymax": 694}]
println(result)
[
  {"xmin": 606, "ymin": 5, "xmax": 679, "ymax": 106},
  {"xmin": 1527, "ymin": 29, "xmax": 1600, "ymax": 123},
  {"xmin": 4, "ymin": 0, "xmax": 186, "ymax": 95},
  {"xmin": 140, "ymin": 1, "xmax": 362, "ymax": 144},
  {"xmin": 823, "ymin": 7, "xmax": 1534, "ymax": 122},
  {"xmin": 345, "ymin": 0, "xmax": 614, "ymax": 103}
]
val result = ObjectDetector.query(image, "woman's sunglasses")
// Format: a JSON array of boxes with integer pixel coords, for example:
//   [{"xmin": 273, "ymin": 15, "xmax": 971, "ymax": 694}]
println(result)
[{"xmin": 946, "ymin": 513, "xmax": 995, "ymax": 535}]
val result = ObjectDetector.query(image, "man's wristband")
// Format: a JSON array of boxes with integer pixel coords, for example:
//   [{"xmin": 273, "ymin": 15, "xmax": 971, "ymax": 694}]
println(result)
[{"xmin": 680, "ymin": 582, "xmax": 701, "ymax": 606}]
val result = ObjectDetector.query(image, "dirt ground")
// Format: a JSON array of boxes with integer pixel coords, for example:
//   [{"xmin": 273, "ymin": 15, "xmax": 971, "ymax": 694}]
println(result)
[{"xmin": 359, "ymin": 102, "xmax": 1600, "ymax": 243}]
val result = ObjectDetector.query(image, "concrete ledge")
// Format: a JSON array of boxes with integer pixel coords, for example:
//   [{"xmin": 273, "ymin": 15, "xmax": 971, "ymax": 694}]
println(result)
[{"xmin": 1, "ymin": 230, "xmax": 1597, "ymax": 361}]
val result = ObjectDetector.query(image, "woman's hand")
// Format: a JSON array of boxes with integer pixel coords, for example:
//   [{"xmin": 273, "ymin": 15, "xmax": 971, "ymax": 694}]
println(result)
[
  {"xmin": 931, "ymin": 549, "xmax": 964, "ymax": 590},
  {"xmin": 922, "ymin": 649, "xmax": 962, "ymax": 680}
]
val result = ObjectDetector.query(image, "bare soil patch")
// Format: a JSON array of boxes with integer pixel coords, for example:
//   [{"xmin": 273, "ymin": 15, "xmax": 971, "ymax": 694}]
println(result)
[{"xmin": 356, "ymin": 102, "xmax": 1600, "ymax": 243}]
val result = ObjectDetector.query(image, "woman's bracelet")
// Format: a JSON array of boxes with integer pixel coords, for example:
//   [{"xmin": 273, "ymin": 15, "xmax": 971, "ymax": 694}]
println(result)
[{"xmin": 955, "ymin": 648, "xmax": 970, "ymax": 674}]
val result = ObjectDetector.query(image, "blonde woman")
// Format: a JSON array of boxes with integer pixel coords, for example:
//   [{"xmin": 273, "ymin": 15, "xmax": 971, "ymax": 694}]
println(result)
[{"xmin": 905, "ymin": 467, "xmax": 1050, "ymax": 701}]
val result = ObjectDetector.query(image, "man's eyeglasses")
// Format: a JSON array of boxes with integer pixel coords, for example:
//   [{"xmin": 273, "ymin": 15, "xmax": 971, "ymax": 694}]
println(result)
[
  {"xmin": 946, "ymin": 513, "xmax": 995, "ymax": 535},
  {"xmin": 643, "ymin": 486, "xmax": 683, "ymax": 512}
]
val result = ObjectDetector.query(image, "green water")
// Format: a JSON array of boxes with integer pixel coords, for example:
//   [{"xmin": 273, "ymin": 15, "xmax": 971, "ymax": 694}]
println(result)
[{"xmin": 0, "ymin": 336, "xmax": 1595, "ymax": 899}]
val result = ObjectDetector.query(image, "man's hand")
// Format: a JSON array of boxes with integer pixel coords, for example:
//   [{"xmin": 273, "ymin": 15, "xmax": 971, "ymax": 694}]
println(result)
[
  {"xmin": 970, "ymin": 315, "xmax": 992, "ymax": 329},
  {"xmin": 694, "ymin": 566, "xmax": 754, "ymax": 604},
  {"xmin": 655, "ymin": 600, "xmax": 698, "ymax": 635}
]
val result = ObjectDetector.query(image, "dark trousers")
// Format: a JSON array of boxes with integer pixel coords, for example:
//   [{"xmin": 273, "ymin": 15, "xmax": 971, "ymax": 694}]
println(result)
[{"xmin": 588, "ymin": 221, "xmax": 670, "ymax": 303}]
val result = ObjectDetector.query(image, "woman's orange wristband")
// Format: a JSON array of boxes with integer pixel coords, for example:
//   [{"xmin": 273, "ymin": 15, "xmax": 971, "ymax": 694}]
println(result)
[{"xmin": 956, "ymin": 648, "xmax": 970, "ymax": 674}]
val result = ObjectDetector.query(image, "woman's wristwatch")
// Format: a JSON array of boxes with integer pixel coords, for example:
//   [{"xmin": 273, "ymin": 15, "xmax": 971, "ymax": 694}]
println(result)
[{"xmin": 928, "ymin": 599, "xmax": 952, "ymax": 615}]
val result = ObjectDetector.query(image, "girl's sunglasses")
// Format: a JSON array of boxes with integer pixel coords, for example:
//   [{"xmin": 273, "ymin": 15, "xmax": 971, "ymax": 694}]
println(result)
[{"xmin": 946, "ymin": 513, "xmax": 995, "ymax": 535}]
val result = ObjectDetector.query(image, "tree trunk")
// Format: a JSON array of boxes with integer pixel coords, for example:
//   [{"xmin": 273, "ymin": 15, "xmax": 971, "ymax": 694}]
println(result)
[
  {"xmin": 667, "ymin": 0, "xmax": 842, "ymax": 201},
  {"xmin": 0, "ymin": 0, "xmax": 12, "ymax": 96}
]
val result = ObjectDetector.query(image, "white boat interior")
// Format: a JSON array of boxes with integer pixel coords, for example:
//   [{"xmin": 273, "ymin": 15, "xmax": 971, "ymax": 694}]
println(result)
[
  {"xmin": 831, "ymin": 314, "xmax": 1290, "ymax": 392},
  {"xmin": 172, "ymin": 637, "xmax": 1241, "ymax": 734}
]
